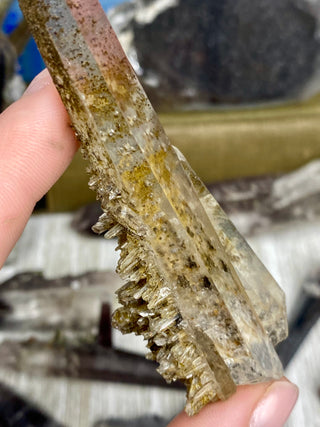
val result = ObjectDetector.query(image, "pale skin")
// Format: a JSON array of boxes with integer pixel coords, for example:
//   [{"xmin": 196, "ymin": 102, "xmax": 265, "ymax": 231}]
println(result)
[{"xmin": 0, "ymin": 70, "xmax": 299, "ymax": 427}]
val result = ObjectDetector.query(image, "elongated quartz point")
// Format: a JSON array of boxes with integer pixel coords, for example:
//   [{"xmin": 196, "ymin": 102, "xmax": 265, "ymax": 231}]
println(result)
[{"xmin": 19, "ymin": 0, "xmax": 288, "ymax": 415}]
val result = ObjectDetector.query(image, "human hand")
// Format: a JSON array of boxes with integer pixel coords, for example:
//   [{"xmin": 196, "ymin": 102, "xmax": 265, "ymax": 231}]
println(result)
[
  {"xmin": 168, "ymin": 379, "xmax": 298, "ymax": 427},
  {"xmin": 0, "ymin": 70, "xmax": 299, "ymax": 426},
  {"xmin": 0, "ymin": 69, "xmax": 78, "ymax": 266}
]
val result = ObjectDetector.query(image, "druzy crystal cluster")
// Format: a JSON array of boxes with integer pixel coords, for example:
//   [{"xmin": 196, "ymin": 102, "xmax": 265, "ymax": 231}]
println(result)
[{"xmin": 20, "ymin": 0, "xmax": 288, "ymax": 415}]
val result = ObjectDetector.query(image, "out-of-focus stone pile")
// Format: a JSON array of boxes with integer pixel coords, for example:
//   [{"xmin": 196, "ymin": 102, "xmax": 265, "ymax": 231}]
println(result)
[
  {"xmin": 109, "ymin": 0, "xmax": 320, "ymax": 110},
  {"xmin": 0, "ymin": 0, "xmax": 26, "ymax": 111}
]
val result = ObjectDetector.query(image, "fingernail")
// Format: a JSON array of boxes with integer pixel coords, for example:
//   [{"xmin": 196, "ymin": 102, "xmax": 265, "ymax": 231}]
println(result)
[
  {"xmin": 23, "ymin": 69, "xmax": 51, "ymax": 96},
  {"xmin": 250, "ymin": 380, "xmax": 299, "ymax": 427}
]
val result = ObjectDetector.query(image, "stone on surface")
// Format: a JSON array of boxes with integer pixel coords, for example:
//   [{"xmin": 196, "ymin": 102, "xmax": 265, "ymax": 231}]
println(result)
[
  {"xmin": 19, "ymin": 0, "xmax": 288, "ymax": 415},
  {"xmin": 94, "ymin": 416, "xmax": 169, "ymax": 427},
  {"xmin": 109, "ymin": 0, "xmax": 320, "ymax": 109}
]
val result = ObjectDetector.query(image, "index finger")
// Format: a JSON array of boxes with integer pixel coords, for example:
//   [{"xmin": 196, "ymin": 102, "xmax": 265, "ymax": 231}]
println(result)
[{"xmin": 0, "ymin": 69, "xmax": 79, "ymax": 267}]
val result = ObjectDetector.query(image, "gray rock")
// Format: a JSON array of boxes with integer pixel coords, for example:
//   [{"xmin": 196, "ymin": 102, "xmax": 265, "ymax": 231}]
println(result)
[
  {"xmin": 0, "ymin": 32, "xmax": 16, "ymax": 110},
  {"xmin": 109, "ymin": 0, "xmax": 320, "ymax": 109},
  {"xmin": 208, "ymin": 160, "xmax": 320, "ymax": 235},
  {"xmin": 93, "ymin": 416, "xmax": 169, "ymax": 427},
  {"xmin": 0, "ymin": 31, "xmax": 26, "ymax": 111}
]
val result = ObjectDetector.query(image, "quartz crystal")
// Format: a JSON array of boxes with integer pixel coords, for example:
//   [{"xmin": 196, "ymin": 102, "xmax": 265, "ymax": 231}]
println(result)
[{"xmin": 19, "ymin": 0, "xmax": 288, "ymax": 415}]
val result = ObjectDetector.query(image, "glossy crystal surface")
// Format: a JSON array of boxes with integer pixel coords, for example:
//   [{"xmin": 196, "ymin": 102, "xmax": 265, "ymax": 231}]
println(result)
[{"xmin": 19, "ymin": 0, "xmax": 288, "ymax": 415}]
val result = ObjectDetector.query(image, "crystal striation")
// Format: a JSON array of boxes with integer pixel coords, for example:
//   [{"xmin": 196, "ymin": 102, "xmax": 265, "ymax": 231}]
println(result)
[{"xmin": 19, "ymin": 0, "xmax": 288, "ymax": 415}]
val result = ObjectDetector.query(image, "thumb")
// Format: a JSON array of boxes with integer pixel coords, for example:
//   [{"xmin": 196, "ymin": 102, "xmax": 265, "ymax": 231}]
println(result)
[
  {"xmin": 168, "ymin": 379, "xmax": 298, "ymax": 427},
  {"xmin": 0, "ymin": 69, "xmax": 78, "ymax": 267}
]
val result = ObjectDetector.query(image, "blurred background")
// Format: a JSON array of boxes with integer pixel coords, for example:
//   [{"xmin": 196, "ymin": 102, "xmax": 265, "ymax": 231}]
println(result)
[{"xmin": 0, "ymin": 1, "xmax": 320, "ymax": 426}]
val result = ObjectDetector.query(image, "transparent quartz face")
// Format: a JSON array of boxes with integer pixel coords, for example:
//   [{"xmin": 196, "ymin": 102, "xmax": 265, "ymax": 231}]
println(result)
[{"xmin": 19, "ymin": 0, "xmax": 288, "ymax": 415}]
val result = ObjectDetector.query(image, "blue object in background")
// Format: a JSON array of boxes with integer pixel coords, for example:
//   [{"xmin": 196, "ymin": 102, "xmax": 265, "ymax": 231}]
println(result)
[
  {"xmin": 2, "ymin": 0, "xmax": 22, "ymax": 33},
  {"xmin": 18, "ymin": 38, "xmax": 45, "ymax": 83},
  {"xmin": 2, "ymin": 0, "xmax": 44, "ymax": 82},
  {"xmin": 2, "ymin": 0, "xmax": 126, "ymax": 83},
  {"xmin": 100, "ymin": 0, "xmax": 127, "ymax": 9}
]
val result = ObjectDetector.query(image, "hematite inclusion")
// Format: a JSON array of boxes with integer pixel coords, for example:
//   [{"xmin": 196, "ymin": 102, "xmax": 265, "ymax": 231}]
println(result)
[{"xmin": 19, "ymin": 0, "xmax": 288, "ymax": 415}]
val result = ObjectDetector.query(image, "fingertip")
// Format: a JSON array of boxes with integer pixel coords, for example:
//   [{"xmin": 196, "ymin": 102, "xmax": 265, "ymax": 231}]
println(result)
[
  {"xmin": 168, "ymin": 379, "xmax": 298, "ymax": 427},
  {"xmin": 250, "ymin": 380, "xmax": 298, "ymax": 427},
  {"xmin": 23, "ymin": 68, "xmax": 52, "ymax": 97},
  {"xmin": 0, "ymin": 78, "xmax": 79, "ymax": 200}
]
